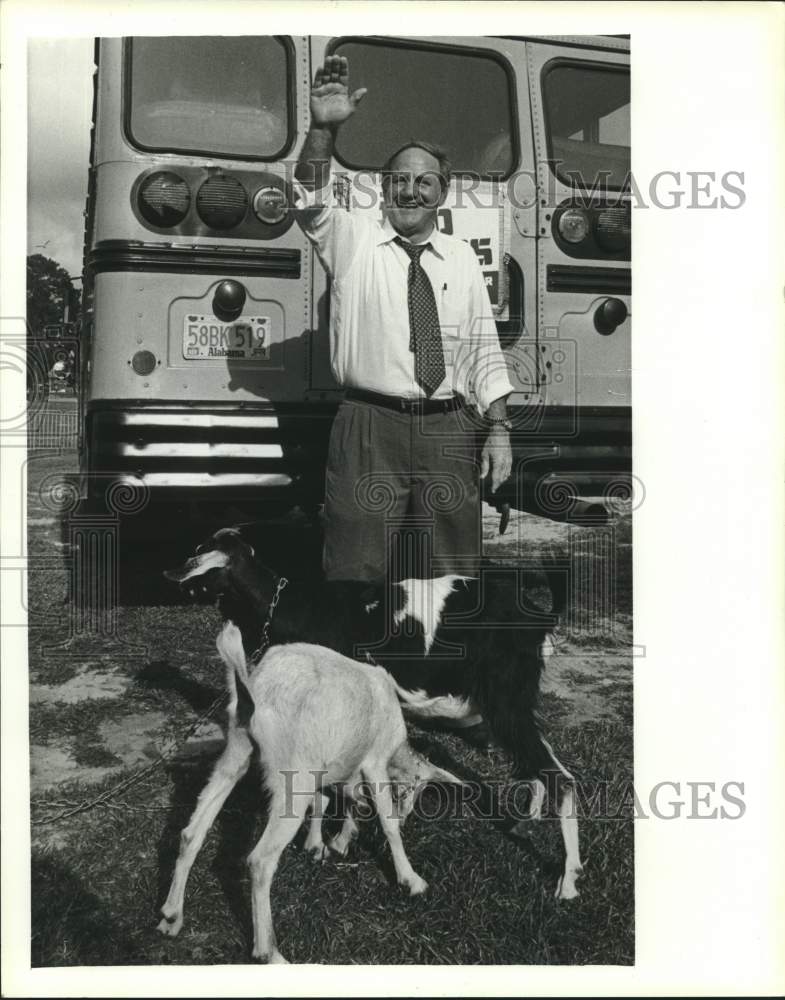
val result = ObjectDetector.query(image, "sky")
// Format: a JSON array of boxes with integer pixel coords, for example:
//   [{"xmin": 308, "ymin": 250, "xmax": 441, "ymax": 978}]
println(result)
[{"xmin": 27, "ymin": 38, "xmax": 94, "ymax": 278}]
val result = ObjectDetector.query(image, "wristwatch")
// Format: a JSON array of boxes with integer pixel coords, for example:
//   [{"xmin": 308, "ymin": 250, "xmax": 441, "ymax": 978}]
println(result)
[{"xmin": 487, "ymin": 416, "xmax": 513, "ymax": 432}]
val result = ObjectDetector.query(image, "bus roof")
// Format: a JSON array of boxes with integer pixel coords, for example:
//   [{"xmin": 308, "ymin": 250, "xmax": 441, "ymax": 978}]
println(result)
[{"xmin": 499, "ymin": 35, "xmax": 630, "ymax": 53}]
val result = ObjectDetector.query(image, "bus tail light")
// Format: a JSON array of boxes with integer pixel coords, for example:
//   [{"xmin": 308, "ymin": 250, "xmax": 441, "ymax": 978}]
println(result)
[
  {"xmin": 196, "ymin": 175, "xmax": 248, "ymax": 229},
  {"xmin": 137, "ymin": 171, "xmax": 190, "ymax": 227},
  {"xmin": 594, "ymin": 206, "xmax": 631, "ymax": 254},
  {"xmin": 557, "ymin": 207, "xmax": 590, "ymax": 244}
]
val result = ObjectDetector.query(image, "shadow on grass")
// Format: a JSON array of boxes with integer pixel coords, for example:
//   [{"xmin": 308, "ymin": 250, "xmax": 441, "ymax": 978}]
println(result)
[
  {"xmin": 32, "ymin": 857, "xmax": 141, "ymax": 967},
  {"xmin": 135, "ymin": 659, "xmax": 222, "ymax": 716}
]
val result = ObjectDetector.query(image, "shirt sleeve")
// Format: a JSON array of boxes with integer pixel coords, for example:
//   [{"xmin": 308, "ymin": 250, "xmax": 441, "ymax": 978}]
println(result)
[
  {"xmin": 291, "ymin": 174, "xmax": 361, "ymax": 281},
  {"xmin": 463, "ymin": 257, "xmax": 515, "ymax": 415}
]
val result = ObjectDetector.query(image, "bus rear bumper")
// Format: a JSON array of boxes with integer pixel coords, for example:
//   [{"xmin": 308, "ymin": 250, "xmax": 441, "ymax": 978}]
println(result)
[
  {"xmin": 81, "ymin": 401, "xmax": 631, "ymax": 522},
  {"xmin": 82, "ymin": 400, "xmax": 335, "ymax": 505}
]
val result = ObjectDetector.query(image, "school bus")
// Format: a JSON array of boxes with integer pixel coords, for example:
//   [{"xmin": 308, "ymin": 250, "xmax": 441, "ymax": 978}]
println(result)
[{"xmin": 79, "ymin": 34, "xmax": 630, "ymax": 524}]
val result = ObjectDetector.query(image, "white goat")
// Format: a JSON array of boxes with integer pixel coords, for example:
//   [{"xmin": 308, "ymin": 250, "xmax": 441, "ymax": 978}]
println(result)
[{"xmin": 157, "ymin": 623, "xmax": 461, "ymax": 964}]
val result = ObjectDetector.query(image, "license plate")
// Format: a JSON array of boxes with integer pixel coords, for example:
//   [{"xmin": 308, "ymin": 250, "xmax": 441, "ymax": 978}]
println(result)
[{"xmin": 183, "ymin": 315, "xmax": 269, "ymax": 360}]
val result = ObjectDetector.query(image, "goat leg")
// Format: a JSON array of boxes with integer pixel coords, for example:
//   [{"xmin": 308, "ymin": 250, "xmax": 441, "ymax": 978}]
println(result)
[
  {"xmin": 364, "ymin": 766, "xmax": 428, "ymax": 897},
  {"xmin": 328, "ymin": 810, "xmax": 359, "ymax": 858},
  {"xmin": 247, "ymin": 794, "xmax": 308, "ymax": 964},
  {"xmin": 539, "ymin": 737, "xmax": 583, "ymax": 900},
  {"xmin": 303, "ymin": 792, "xmax": 330, "ymax": 860},
  {"xmin": 158, "ymin": 726, "xmax": 253, "ymax": 936}
]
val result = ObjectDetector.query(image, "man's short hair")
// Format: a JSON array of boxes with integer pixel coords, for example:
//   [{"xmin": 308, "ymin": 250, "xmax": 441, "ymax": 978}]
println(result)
[{"xmin": 381, "ymin": 140, "xmax": 452, "ymax": 192}]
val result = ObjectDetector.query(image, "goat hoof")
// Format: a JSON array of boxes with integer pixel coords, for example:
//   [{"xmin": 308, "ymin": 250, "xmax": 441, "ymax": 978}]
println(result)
[
  {"xmin": 252, "ymin": 947, "xmax": 289, "ymax": 964},
  {"xmin": 554, "ymin": 871, "xmax": 582, "ymax": 900},
  {"xmin": 156, "ymin": 912, "xmax": 183, "ymax": 937},
  {"xmin": 403, "ymin": 875, "xmax": 428, "ymax": 897},
  {"xmin": 327, "ymin": 837, "xmax": 350, "ymax": 858}
]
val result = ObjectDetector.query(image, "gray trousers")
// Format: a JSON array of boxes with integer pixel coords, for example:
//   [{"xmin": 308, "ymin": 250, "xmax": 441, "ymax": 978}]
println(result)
[{"xmin": 323, "ymin": 399, "xmax": 481, "ymax": 582}]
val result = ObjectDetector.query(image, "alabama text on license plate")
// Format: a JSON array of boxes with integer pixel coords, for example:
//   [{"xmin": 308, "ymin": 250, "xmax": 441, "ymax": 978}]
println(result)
[{"xmin": 183, "ymin": 315, "xmax": 269, "ymax": 359}]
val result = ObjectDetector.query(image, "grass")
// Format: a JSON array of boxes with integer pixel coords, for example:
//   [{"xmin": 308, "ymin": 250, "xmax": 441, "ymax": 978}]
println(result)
[
  {"xmin": 27, "ymin": 446, "xmax": 634, "ymax": 966},
  {"xmin": 30, "ymin": 711, "xmax": 633, "ymax": 967}
]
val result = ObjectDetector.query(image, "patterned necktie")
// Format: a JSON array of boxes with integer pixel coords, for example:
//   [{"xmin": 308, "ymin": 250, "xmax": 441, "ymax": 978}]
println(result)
[{"xmin": 394, "ymin": 237, "xmax": 446, "ymax": 397}]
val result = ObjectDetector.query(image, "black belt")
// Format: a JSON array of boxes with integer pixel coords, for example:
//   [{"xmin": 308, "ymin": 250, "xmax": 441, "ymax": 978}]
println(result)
[{"xmin": 345, "ymin": 387, "xmax": 463, "ymax": 414}]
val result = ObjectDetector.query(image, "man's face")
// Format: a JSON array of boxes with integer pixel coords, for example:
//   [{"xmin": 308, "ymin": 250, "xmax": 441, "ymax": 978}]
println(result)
[{"xmin": 382, "ymin": 146, "xmax": 447, "ymax": 241}]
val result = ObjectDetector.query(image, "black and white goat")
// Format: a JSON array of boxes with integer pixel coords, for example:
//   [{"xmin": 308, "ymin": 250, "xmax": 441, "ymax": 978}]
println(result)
[
  {"xmin": 165, "ymin": 527, "xmax": 583, "ymax": 899},
  {"xmin": 158, "ymin": 622, "xmax": 461, "ymax": 963}
]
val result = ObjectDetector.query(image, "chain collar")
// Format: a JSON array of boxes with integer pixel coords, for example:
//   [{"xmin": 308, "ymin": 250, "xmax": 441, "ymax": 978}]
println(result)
[{"xmin": 249, "ymin": 575, "xmax": 288, "ymax": 663}]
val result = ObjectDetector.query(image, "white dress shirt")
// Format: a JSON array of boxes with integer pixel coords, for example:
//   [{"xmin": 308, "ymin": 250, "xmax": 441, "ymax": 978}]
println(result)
[{"xmin": 293, "ymin": 176, "xmax": 514, "ymax": 414}]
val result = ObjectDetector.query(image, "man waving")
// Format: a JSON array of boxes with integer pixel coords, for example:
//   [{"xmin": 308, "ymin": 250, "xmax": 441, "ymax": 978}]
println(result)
[{"xmin": 294, "ymin": 55, "xmax": 513, "ymax": 584}]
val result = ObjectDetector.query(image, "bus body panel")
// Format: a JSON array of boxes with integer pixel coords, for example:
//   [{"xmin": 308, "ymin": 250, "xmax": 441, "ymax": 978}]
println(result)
[
  {"xmin": 81, "ymin": 34, "xmax": 631, "ymax": 516},
  {"xmin": 526, "ymin": 40, "xmax": 631, "ymax": 412}
]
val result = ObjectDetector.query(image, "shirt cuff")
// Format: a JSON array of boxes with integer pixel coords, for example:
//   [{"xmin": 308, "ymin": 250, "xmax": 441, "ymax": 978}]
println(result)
[
  {"xmin": 473, "ymin": 373, "xmax": 514, "ymax": 417},
  {"xmin": 291, "ymin": 173, "xmax": 337, "ymax": 212}
]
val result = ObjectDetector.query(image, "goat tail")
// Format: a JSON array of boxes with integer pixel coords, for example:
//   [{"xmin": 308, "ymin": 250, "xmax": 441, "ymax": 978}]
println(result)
[
  {"xmin": 216, "ymin": 621, "xmax": 255, "ymax": 725},
  {"xmin": 392, "ymin": 682, "xmax": 472, "ymax": 721}
]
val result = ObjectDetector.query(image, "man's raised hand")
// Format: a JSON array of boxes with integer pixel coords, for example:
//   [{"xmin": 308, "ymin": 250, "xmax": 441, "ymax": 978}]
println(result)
[{"xmin": 310, "ymin": 56, "xmax": 367, "ymax": 128}]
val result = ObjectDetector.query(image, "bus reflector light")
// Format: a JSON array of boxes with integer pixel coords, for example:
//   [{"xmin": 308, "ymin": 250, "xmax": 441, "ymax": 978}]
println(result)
[
  {"xmin": 253, "ymin": 186, "xmax": 289, "ymax": 225},
  {"xmin": 196, "ymin": 175, "xmax": 248, "ymax": 229},
  {"xmin": 557, "ymin": 207, "xmax": 590, "ymax": 244},
  {"xmin": 131, "ymin": 350, "xmax": 157, "ymax": 375},
  {"xmin": 138, "ymin": 172, "xmax": 190, "ymax": 227}
]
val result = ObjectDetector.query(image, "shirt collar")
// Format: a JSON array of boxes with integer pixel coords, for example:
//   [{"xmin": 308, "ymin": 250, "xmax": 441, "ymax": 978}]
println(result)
[{"xmin": 376, "ymin": 217, "xmax": 448, "ymax": 259}]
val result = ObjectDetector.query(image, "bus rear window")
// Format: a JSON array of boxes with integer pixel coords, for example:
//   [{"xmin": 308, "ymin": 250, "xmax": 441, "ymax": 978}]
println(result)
[
  {"xmin": 331, "ymin": 40, "xmax": 517, "ymax": 177},
  {"xmin": 543, "ymin": 62, "xmax": 630, "ymax": 190},
  {"xmin": 127, "ymin": 36, "xmax": 291, "ymax": 160}
]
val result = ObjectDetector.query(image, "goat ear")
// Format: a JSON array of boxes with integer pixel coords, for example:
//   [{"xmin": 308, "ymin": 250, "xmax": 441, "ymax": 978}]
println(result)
[{"xmin": 163, "ymin": 549, "xmax": 230, "ymax": 583}]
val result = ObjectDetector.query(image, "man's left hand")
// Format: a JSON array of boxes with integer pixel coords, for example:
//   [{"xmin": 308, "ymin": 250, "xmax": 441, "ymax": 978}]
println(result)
[{"xmin": 480, "ymin": 428, "xmax": 513, "ymax": 493}]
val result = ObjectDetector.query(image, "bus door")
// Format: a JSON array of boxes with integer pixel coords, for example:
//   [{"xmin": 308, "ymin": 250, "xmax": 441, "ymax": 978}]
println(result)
[
  {"xmin": 306, "ymin": 35, "xmax": 537, "ymax": 400},
  {"xmin": 521, "ymin": 38, "xmax": 631, "ymax": 495}
]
